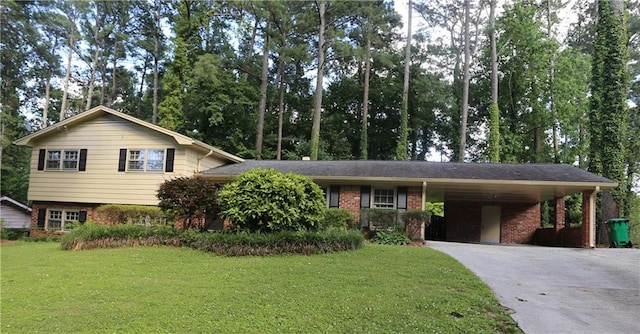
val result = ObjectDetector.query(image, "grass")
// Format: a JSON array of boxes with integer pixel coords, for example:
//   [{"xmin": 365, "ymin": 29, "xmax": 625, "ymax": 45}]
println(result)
[{"xmin": 1, "ymin": 242, "xmax": 520, "ymax": 333}]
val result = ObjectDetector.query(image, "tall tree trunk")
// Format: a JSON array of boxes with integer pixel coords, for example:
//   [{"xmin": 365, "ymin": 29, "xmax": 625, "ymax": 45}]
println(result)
[
  {"xmin": 488, "ymin": 0, "xmax": 500, "ymax": 163},
  {"xmin": 152, "ymin": 0, "xmax": 161, "ymax": 124},
  {"xmin": 310, "ymin": 0, "xmax": 326, "ymax": 160},
  {"xmin": 110, "ymin": 39, "xmax": 119, "ymax": 106},
  {"xmin": 43, "ymin": 70, "xmax": 52, "ymax": 128},
  {"xmin": 276, "ymin": 58, "xmax": 285, "ymax": 160},
  {"xmin": 547, "ymin": 0, "xmax": 558, "ymax": 163},
  {"xmin": 60, "ymin": 26, "xmax": 75, "ymax": 121},
  {"xmin": 360, "ymin": 34, "xmax": 371, "ymax": 160},
  {"xmin": 136, "ymin": 55, "xmax": 150, "ymax": 117},
  {"xmin": 85, "ymin": 47, "xmax": 101, "ymax": 111},
  {"xmin": 255, "ymin": 22, "xmax": 270, "ymax": 160},
  {"xmin": 242, "ymin": 17, "xmax": 259, "ymax": 81},
  {"xmin": 396, "ymin": 0, "xmax": 411, "ymax": 161},
  {"xmin": 458, "ymin": 0, "xmax": 470, "ymax": 162}
]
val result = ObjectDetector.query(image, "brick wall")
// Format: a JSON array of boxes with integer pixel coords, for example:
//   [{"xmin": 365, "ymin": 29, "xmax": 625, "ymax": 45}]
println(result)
[
  {"xmin": 501, "ymin": 203, "xmax": 540, "ymax": 244},
  {"xmin": 445, "ymin": 201, "xmax": 540, "ymax": 244},
  {"xmin": 30, "ymin": 201, "xmax": 99, "ymax": 237},
  {"xmin": 445, "ymin": 201, "xmax": 481, "ymax": 242},
  {"xmin": 407, "ymin": 187, "xmax": 422, "ymax": 210},
  {"xmin": 339, "ymin": 185, "xmax": 362, "ymax": 221}
]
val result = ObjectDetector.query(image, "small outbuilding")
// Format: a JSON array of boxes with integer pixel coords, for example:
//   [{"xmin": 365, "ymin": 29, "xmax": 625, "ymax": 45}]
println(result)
[{"xmin": 1, "ymin": 196, "xmax": 32, "ymax": 230}]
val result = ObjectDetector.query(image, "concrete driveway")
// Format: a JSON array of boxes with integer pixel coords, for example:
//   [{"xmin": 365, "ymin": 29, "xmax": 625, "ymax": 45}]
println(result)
[{"xmin": 428, "ymin": 241, "xmax": 640, "ymax": 334}]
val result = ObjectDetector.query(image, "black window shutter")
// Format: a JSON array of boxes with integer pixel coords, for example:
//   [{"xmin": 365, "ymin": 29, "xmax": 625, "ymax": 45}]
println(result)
[
  {"xmin": 118, "ymin": 149, "xmax": 127, "ymax": 172},
  {"xmin": 165, "ymin": 148, "xmax": 175, "ymax": 172},
  {"xmin": 37, "ymin": 149, "xmax": 46, "ymax": 170},
  {"xmin": 360, "ymin": 186, "xmax": 371, "ymax": 208},
  {"xmin": 397, "ymin": 187, "xmax": 407, "ymax": 210},
  {"xmin": 79, "ymin": 149, "xmax": 87, "ymax": 171},
  {"xmin": 37, "ymin": 208, "xmax": 46, "ymax": 229},
  {"xmin": 79, "ymin": 211, "xmax": 87, "ymax": 223},
  {"xmin": 329, "ymin": 186, "xmax": 340, "ymax": 208}
]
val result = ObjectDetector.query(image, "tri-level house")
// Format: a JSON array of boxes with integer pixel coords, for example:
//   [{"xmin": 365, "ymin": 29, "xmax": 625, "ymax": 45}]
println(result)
[
  {"xmin": 14, "ymin": 106, "xmax": 243, "ymax": 235},
  {"xmin": 15, "ymin": 105, "xmax": 617, "ymax": 247}
]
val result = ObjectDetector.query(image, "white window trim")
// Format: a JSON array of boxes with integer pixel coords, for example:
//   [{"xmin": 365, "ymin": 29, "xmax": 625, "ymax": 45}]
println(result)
[
  {"xmin": 45, "ymin": 149, "xmax": 80, "ymax": 171},
  {"xmin": 371, "ymin": 187, "xmax": 396, "ymax": 209},
  {"xmin": 46, "ymin": 209, "xmax": 79, "ymax": 231},
  {"xmin": 127, "ymin": 148, "xmax": 165, "ymax": 172}
]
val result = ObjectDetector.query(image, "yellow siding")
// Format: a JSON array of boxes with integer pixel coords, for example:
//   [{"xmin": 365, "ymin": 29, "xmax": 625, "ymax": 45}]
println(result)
[{"xmin": 27, "ymin": 114, "xmax": 227, "ymax": 205}]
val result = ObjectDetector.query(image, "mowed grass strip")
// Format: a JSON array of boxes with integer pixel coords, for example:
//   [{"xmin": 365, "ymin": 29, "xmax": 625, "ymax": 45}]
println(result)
[{"xmin": 1, "ymin": 242, "xmax": 520, "ymax": 333}]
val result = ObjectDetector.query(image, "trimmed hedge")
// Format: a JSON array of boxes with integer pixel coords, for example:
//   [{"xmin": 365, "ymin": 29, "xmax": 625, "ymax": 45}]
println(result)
[
  {"xmin": 60, "ymin": 223, "xmax": 181, "ymax": 250},
  {"xmin": 96, "ymin": 204, "xmax": 167, "ymax": 226},
  {"xmin": 319, "ymin": 208, "xmax": 356, "ymax": 230},
  {"xmin": 60, "ymin": 224, "xmax": 364, "ymax": 256}
]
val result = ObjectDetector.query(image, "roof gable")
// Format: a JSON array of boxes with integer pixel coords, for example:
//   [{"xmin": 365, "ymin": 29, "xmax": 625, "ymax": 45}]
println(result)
[
  {"xmin": 0, "ymin": 196, "xmax": 32, "ymax": 213},
  {"xmin": 14, "ymin": 105, "xmax": 244, "ymax": 163}
]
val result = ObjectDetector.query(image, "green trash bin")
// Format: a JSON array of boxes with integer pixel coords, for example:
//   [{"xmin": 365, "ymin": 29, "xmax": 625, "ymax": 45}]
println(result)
[{"xmin": 606, "ymin": 218, "xmax": 633, "ymax": 248}]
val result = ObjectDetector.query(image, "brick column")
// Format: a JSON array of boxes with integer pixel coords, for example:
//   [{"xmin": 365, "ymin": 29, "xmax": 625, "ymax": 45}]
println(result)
[
  {"xmin": 554, "ymin": 197, "xmax": 565, "ymax": 231},
  {"xmin": 581, "ymin": 189, "xmax": 597, "ymax": 248}
]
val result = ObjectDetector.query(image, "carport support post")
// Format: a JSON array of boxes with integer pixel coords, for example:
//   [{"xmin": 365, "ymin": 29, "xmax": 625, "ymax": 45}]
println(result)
[
  {"xmin": 581, "ymin": 188, "xmax": 598, "ymax": 248},
  {"xmin": 554, "ymin": 197, "xmax": 565, "ymax": 231}
]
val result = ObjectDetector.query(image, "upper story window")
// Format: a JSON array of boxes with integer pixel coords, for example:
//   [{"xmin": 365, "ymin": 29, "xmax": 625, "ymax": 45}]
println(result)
[
  {"xmin": 126, "ymin": 149, "xmax": 165, "ymax": 172},
  {"xmin": 44, "ymin": 149, "xmax": 82, "ymax": 171},
  {"xmin": 372, "ymin": 188, "xmax": 395, "ymax": 209},
  {"xmin": 147, "ymin": 149, "xmax": 165, "ymax": 171}
]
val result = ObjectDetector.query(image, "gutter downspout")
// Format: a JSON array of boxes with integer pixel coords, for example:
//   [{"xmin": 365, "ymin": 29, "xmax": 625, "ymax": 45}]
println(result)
[{"xmin": 197, "ymin": 149, "xmax": 214, "ymax": 173}]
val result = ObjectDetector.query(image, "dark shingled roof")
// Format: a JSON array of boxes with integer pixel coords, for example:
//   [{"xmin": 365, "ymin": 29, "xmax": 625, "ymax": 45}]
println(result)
[{"xmin": 203, "ymin": 160, "xmax": 614, "ymax": 184}]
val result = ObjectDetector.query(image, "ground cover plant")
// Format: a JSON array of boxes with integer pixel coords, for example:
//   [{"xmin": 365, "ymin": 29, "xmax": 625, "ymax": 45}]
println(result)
[
  {"xmin": 1, "ymin": 242, "xmax": 521, "ymax": 333},
  {"xmin": 59, "ymin": 223, "xmax": 364, "ymax": 255}
]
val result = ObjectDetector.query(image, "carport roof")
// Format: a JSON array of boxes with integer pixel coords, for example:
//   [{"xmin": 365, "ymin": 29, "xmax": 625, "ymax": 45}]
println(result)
[{"xmin": 202, "ymin": 160, "xmax": 617, "ymax": 202}]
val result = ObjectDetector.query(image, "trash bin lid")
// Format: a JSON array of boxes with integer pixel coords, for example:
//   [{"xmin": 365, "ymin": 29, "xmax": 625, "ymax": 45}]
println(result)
[{"xmin": 607, "ymin": 218, "xmax": 629, "ymax": 224}]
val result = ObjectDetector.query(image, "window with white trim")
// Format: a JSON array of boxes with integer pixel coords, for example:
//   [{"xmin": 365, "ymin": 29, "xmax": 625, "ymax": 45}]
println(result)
[
  {"xmin": 47, "ymin": 209, "xmax": 79, "ymax": 231},
  {"xmin": 46, "ymin": 150, "xmax": 61, "ymax": 170},
  {"xmin": 127, "ymin": 149, "xmax": 165, "ymax": 172},
  {"xmin": 46, "ymin": 149, "xmax": 80, "ymax": 171},
  {"xmin": 63, "ymin": 150, "xmax": 79, "ymax": 170},
  {"xmin": 128, "ymin": 150, "xmax": 145, "ymax": 171},
  {"xmin": 147, "ymin": 149, "xmax": 165, "ymax": 171},
  {"xmin": 372, "ymin": 188, "xmax": 395, "ymax": 209}
]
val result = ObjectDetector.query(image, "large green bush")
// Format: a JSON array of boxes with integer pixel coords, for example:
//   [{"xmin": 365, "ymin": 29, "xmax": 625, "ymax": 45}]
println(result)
[
  {"xmin": 157, "ymin": 176, "xmax": 219, "ymax": 229},
  {"xmin": 320, "ymin": 208, "xmax": 356, "ymax": 230},
  {"xmin": 218, "ymin": 168, "xmax": 325, "ymax": 233}
]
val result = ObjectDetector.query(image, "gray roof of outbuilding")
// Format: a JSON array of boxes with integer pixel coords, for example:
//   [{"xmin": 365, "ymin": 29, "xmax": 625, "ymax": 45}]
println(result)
[{"xmin": 202, "ymin": 160, "xmax": 614, "ymax": 184}]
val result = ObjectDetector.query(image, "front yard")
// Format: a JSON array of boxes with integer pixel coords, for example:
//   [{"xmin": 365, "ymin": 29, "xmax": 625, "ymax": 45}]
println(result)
[{"xmin": 1, "ymin": 242, "xmax": 520, "ymax": 333}]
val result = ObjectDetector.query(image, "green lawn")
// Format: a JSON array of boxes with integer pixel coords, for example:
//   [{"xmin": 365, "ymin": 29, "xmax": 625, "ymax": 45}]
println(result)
[{"xmin": 1, "ymin": 242, "xmax": 520, "ymax": 333}]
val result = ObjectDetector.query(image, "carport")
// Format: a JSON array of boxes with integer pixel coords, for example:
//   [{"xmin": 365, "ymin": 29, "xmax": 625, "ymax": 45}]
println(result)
[{"xmin": 203, "ymin": 161, "xmax": 617, "ymax": 248}]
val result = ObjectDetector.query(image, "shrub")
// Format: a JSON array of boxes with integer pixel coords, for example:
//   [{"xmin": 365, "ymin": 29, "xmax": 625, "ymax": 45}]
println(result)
[
  {"xmin": 1, "ymin": 228, "xmax": 23, "ymax": 240},
  {"xmin": 157, "ymin": 176, "xmax": 219, "ymax": 230},
  {"xmin": 60, "ymin": 222, "xmax": 181, "ymax": 250},
  {"xmin": 184, "ymin": 230, "xmax": 364, "ymax": 256},
  {"xmin": 319, "ymin": 208, "xmax": 356, "ymax": 230},
  {"xmin": 96, "ymin": 205, "xmax": 166, "ymax": 226},
  {"xmin": 364, "ymin": 209, "xmax": 402, "ymax": 231},
  {"xmin": 371, "ymin": 231, "xmax": 411, "ymax": 245},
  {"xmin": 218, "ymin": 168, "xmax": 325, "ymax": 233},
  {"xmin": 60, "ymin": 224, "xmax": 365, "ymax": 256}
]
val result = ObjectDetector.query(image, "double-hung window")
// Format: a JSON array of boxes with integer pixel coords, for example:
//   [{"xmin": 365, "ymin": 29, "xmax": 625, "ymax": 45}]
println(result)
[
  {"xmin": 128, "ymin": 150, "xmax": 145, "ymax": 171},
  {"xmin": 372, "ymin": 188, "xmax": 395, "ymax": 209},
  {"xmin": 46, "ymin": 209, "xmax": 80, "ymax": 231},
  {"xmin": 39, "ymin": 149, "xmax": 86, "ymax": 172},
  {"xmin": 126, "ymin": 149, "xmax": 165, "ymax": 172}
]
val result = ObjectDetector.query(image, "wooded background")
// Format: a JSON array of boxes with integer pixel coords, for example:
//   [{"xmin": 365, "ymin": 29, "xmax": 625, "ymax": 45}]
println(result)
[{"xmin": 1, "ymin": 0, "xmax": 638, "ymax": 221}]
